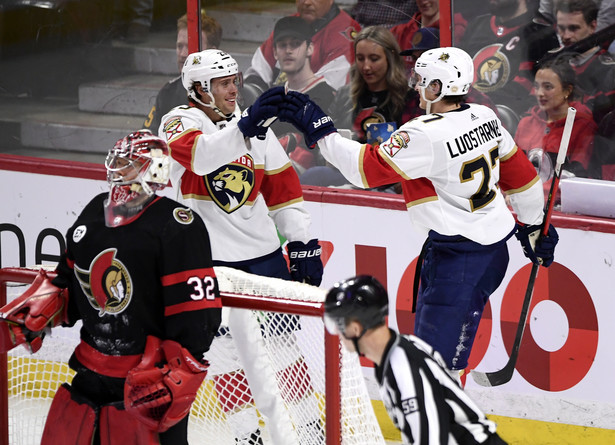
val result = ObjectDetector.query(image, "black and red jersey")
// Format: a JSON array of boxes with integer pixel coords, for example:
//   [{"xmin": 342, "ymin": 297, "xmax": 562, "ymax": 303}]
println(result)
[{"xmin": 54, "ymin": 193, "xmax": 221, "ymax": 374}]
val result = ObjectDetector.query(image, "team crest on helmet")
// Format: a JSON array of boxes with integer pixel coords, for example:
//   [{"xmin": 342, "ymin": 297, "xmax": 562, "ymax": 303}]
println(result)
[
  {"xmin": 173, "ymin": 207, "xmax": 195, "ymax": 224},
  {"xmin": 163, "ymin": 117, "xmax": 185, "ymax": 140},
  {"xmin": 438, "ymin": 52, "xmax": 450, "ymax": 62},
  {"xmin": 205, "ymin": 155, "xmax": 255, "ymax": 213},
  {"xmin": 472, "ymin": 44, "xmax": 510, "ymax": 93},
  {"xmin": 192, "ymin": 55, "xmax": 201, "ymax": 65},
  {"xmin": 74, "ymin": 248, "xmax": 132, "ymax": 316},
  {"xmin": 381, "ymin": 131, "xmax": 410, "ymax": 158}
]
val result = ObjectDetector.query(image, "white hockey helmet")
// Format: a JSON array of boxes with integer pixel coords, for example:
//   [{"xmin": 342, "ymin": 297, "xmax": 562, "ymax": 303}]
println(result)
[
  {"xmin": 413, "ymin": 47, "xmax": 474, "ymax": 110},
  {"xmin": 104, "ymin": 130, "xmax": 170, "ymax": 227},
  {"xmin": 181, "ymin": 49, "xmax": 240, "ymax": 110}
]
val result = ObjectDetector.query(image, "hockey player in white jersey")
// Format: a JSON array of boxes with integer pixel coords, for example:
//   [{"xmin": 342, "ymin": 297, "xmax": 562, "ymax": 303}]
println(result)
[
  {"xmin": 158, "ymin": 49, "xmax": 324, "ymax": 445},
  {"xmin": 277, "ymin": 47, "xmax": 559, "ymax": 378}
]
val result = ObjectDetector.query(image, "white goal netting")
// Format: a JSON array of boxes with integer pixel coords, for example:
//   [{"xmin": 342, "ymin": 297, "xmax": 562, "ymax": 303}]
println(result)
[{"xmin": 0, "ymin": 266, "xmax": 385, "ymax": 445}]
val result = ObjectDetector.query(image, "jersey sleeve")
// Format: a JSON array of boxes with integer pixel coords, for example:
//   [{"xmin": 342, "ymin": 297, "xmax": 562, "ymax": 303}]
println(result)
[
  {"xmin": 159, "ymin": 207, "xmax": 222, "ymax": 359},
  {"xmin": 498, "ymin": 142, "xmax": 545, "ymax": 226},
  {"xmin": 159, "ymin": 109, "xmax": 249, "ymax": 176},
  {"xmin": 260, "ymin": 132, "xmax": 312, "ymax": 243}
]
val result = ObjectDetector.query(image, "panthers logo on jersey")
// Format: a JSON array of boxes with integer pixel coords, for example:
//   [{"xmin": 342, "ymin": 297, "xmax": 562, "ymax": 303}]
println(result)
[
  {"xmin": 472, "ymin": 44, "xmax": 511, "ymax": 93},
  {"xmin": 204, "ymin": 155, "xmax": 255, "ymax": 213},
  {"xmin": 74, "ymin": 248, "xmax": 133, "ymax": 316}
]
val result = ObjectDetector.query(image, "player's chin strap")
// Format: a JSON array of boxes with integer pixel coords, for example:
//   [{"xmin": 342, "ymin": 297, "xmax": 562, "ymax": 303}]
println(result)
[
  {"xmin": 192, "ymin": 89, "xmax": 235, "ymax": 120},
  {"xmin": 419, "ymin": 86, "xmax": 444, "ymax": 115}
]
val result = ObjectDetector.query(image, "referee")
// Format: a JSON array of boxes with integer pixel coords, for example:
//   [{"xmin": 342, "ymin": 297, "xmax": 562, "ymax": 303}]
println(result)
[{"xmin": 324, "ymin": 275, "xmax": 508, "ymax": 445}]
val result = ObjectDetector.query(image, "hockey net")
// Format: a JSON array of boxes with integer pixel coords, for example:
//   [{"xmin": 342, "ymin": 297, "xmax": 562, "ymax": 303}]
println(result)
[{"xmin": 0, "ymin": 266, "xmax": 385, "ymax": 445}]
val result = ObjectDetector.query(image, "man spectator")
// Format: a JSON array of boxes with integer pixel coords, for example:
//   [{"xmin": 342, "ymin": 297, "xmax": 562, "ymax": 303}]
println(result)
[
  {"xmin": 241, "ymin": 0, "xmax": 360, "ymax": 106},
  {"xmin": 553, "ymin": 0, "xmax": 615, "ymax": 126},
  {"xmin": 143, "ymin": 10, "xmax": 222, "ymax": 132},
  {"xmin": 459, "ymin": 0, "xmax": 560, "ymax": 115},
  {"xmin": 270, "ymin": 15, "xmax": 337, "ymax": 175}
]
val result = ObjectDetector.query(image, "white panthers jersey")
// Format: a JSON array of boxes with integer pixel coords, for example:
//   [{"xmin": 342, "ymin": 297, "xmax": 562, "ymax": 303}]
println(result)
[
  {"xmin": 320, "ymin": 103, "xmax": 544, "ymax": 244},
  {"xmin": 158, "ymin": 104, "xmax": 312, "ymax": 263}
]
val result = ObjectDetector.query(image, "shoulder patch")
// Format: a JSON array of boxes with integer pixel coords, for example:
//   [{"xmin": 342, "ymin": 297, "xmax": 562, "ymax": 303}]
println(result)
[
  {"xmin": 173, "ymin": 207, "xmax": 195, "ymax": 225},
  {"xmin": 163, "ymin": 117, "xmax": 185, "ymax": 139},
  {"xmin": 73, "ymin": 225, "xmax": 87, "ymax": 243},
  {"xmin": 381, "ymin": 131, "xmax": 410, "ymax": 157}
]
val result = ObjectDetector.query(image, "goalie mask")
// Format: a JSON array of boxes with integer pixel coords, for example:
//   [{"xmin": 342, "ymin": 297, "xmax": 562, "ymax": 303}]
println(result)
[
  {"xmin": 411, "ymin": 47, "xmax": 474, "ymax": 113},
  {"xmin": 181, "ymin": 49, "xmax": 242, "ymax": 119},
  {"xmin": 324, "ymin": 276, "xmax": 388, "ymax": 354},
  {"xmin": 104, "ymin": 130, "xmax": 170, "ymax": 228}
]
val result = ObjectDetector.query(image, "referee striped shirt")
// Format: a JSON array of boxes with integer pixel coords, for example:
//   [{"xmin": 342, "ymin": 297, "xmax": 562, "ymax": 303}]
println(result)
[{"xmin": 375, "ymin": 330, "xmax": 503, "ymax": 444}]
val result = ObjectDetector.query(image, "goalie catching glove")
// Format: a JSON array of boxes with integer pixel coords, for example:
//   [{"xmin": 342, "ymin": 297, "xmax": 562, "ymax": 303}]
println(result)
[
  {"xmin": 287, "ymin": 238, "xmax": 323, "ymax": 286},
  {"xmin": 515, "ymin": 223, "xmax": 559, "ymax": 267},
  {"xmin": 124, "ymin": 336, "xmax": 209, "ymax": 432},
  {"xmin": 237, "ymin": 86, "xmax": 286, "ymax": 140},
  {"xmin": 0, "ymin": 269, "xmax": 68, "ymax": 354},
  {"xmin": 279, "ymin": 91, "xmax": 337, "ymax": 148}
]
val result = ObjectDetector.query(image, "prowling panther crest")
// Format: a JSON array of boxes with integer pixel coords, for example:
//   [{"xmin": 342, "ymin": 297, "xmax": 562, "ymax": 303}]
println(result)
[{"xmin": 204, "ymin": 155, "xmax": 255, "ymax": 213}]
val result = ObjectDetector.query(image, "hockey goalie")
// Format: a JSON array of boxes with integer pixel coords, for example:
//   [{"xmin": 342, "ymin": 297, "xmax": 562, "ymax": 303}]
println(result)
[{"xmin": 0, "ymin": 130, "xmax": 222, "ymax": 445}]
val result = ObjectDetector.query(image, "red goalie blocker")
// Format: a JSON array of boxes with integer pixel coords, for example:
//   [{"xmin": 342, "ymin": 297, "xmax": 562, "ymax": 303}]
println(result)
[
  {"xmin": 124, "ymin": 336, "xmax": 209, "ymax": 432},
  {"xmin": 0, "ymin": 269, "xmax": 68, "ymax": 354}
]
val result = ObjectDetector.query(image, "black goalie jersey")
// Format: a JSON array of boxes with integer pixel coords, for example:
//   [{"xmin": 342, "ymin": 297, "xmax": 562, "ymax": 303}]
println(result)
[
  {"xmin": 54, "ymin": 193, "xmax": 222, "ymax": 374},
  {"xmin": 459, "ymin": 11, "xmax": 559, "ymax": 115}
]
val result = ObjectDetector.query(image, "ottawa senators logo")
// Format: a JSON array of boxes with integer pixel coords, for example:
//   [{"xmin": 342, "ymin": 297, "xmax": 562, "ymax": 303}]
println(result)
[
  {"xmin": 204, "ymin": 155, "xmax": 255, "ymax": 213},
  {"xmin": 472, "ymin": 44, "xmax": 511, "ymax": 93},
  {"xmin": 74, "ymin": 248, "xmax": 132, "ymax": 316}
]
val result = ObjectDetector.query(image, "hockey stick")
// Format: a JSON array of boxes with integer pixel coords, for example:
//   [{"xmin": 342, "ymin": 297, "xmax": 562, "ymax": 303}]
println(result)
[{"xmin": 471, "ymin": 107, "xmax": 576, "ymax": 387}]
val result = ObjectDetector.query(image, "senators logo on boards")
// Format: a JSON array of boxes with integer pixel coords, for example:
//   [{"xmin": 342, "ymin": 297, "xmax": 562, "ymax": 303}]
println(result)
[
  {"xmin": 204, "ymin": 155, "xmax": 255, "ymax": 213},
  {"xmin": 472, "ymin": 44, "xmax": 510, "ymax": 93},
  {"xmin": 74, "ymin": 248, "xmax": 132, "ymax": 316}
]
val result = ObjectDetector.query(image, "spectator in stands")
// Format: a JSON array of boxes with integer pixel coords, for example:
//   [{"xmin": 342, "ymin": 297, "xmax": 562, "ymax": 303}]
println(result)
[
  {"xmin": 552, "ymin": 0, "xmax": 615, "ymax": 126},
  {"xmin": 390, "ymin": 0, "xmax": 467, "ymax": 51},
  {"xmin": 459, "ymin": 0, "xmax": 560, "ymax": 116},
  {"xmin": 309, "ymin": 26, "xmax": 417, "ymax": 187},
  {"xmin": 241, "ymin": 0, "xmax": 361, "ymax": 106},
  {"xmin": 269, "ymin": 16, "xmax": 337, "ymax": 176},
  {"xmin": 143, "ymin": 10, "xmax": 222, "ymax": 133},
  {"xmin": 349, "ymin": 0, "xmax": 418, "ymax": 28},
  {"xmin": 540, "ymin": 0, "xmax": 615, "ymax": 31},
  {"xmin": 515, "ymin": 56, "xmax": 597, "ymax": 180},
  {"xmin": 324, "ymin": 275, "xmax": 508, "ymax": 445}
]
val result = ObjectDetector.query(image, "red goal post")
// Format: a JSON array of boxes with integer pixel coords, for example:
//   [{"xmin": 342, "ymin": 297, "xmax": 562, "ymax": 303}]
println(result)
[{"xmin": 0, "ymin": 266, "xmax": 385, "ymax": 445}]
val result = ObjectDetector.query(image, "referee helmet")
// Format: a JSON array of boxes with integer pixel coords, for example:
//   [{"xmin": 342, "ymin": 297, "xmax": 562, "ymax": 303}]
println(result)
[{"xmin": 324, "ymin": 275, "xmax": 388, "ymax": 336}]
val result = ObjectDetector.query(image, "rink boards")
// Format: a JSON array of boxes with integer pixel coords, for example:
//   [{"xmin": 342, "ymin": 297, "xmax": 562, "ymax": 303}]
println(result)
[{"xmin": 1, "ymin": 155, "xmax": 615, "ymax": 444}]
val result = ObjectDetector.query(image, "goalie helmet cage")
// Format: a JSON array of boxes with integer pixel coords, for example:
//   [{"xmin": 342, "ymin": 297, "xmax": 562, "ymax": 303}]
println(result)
[{"xmin": 0, "ymin": 266, "xmax": 386, "ymax": 445}]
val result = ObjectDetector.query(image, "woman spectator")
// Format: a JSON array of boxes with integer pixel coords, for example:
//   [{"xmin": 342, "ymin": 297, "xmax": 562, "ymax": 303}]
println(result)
[
  {"xmin": 515, "ymin": 56, "xmax": 598, "ymax": 180},
  {"xmin": 302, "ymin": 26, "xmax": 419, "ymax": 187}
]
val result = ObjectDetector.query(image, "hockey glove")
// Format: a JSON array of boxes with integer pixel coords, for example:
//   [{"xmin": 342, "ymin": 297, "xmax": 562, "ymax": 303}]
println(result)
[
  {"xmin": 287, "ymin": 239, "xmax": 323, "ymax": 286},
  {"xmin": 125, "ymin": 336, "xmax": 209, "ymax": 432},
  {"xmin": 515, "ymin": 223, "xmax": 559, "ymax": 267},
  {"xmin": 237, "ymin": 86, "xmax": 285, "ymax": 140},
  {"xmin": 279, "ymin": 91, "xmax": 337, "ymax": 148}
]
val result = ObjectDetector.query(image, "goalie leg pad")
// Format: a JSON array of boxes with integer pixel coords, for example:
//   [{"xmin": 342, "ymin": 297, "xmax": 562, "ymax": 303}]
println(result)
[
  {"xmin": 125, "ymin": 336, "xmax": 208, "ymax": 433},
  {"xmin": 99, "ymin": 403, "xmax": 159, "ymax": 445},
  {"xmin": 40, "ymin": 384, "xmax": 96, "ymax": 445}
]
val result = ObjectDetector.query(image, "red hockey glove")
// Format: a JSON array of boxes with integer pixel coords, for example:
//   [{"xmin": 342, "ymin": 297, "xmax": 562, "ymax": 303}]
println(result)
[
  {"xmin": 0, "ymin": 269, "xmax": 68, "ymax": 353},
  {"xmin": 125, "ymin": 336, "xmax": 209, "ymax": 432},
  {"xmin": 287, "ymin": 239, "xmax": 323, "ymax": 286}
]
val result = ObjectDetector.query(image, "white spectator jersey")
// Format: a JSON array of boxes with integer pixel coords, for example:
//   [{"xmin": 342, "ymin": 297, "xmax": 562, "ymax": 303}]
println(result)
[
  {"xmin": 158, "ymin": 104, "xmax": 312, "ymax": 263},
  {"xmin": 319, "ymin": 103, "xmax": 544, "ymax": 244}
]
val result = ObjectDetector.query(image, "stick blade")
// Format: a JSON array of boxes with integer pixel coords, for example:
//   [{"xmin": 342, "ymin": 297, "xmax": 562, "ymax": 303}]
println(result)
[{"xmin": 470, "ymin": 365, "xmax": 514, "ymax": 387}]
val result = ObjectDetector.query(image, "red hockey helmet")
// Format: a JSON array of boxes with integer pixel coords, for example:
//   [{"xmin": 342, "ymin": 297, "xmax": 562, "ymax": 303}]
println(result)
[{"xmin": 104, "ymin": 130, "xmax": 170, "ymax": 227}]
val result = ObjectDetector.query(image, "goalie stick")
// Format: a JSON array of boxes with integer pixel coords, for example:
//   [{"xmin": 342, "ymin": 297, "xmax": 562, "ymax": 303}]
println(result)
[{"xmin": 471, "ymin": 107, "xmax": 577, "ymax": 387}]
